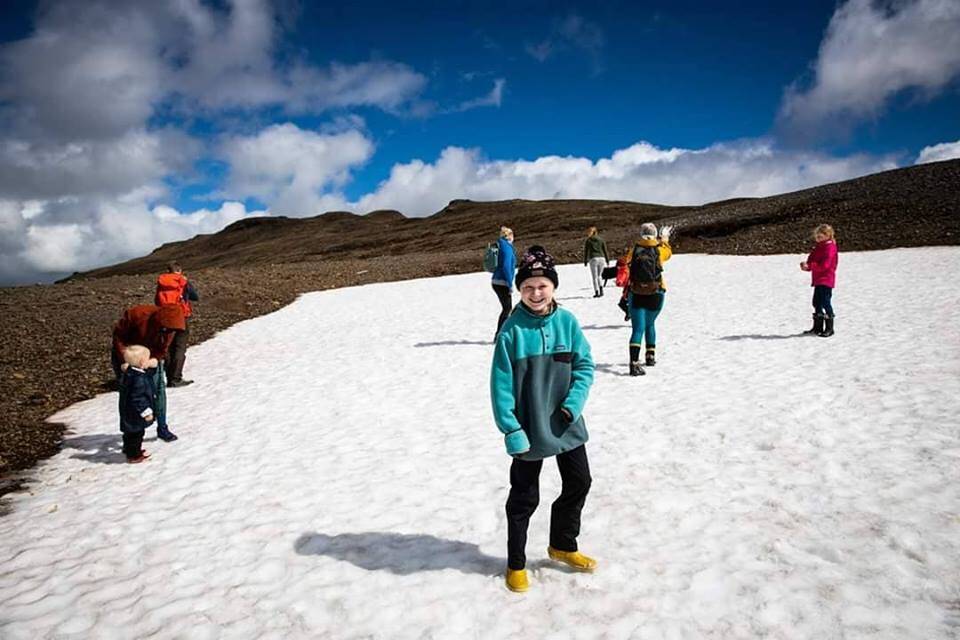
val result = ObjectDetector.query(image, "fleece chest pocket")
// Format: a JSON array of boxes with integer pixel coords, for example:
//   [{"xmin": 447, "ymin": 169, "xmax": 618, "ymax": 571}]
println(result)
[{"xmin": 552, "ymin": 352, "xmax": 573, "ymax": 363}]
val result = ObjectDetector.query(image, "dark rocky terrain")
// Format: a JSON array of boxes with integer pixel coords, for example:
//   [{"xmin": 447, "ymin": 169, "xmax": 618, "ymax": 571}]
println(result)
[{"xmin": 1, "ymin": 159, "xmax": 958, "ymax": 493}]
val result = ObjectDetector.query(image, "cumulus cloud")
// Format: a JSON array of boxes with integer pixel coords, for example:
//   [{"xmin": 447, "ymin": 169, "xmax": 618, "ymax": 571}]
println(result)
[
  {"xmin": 0, "ymin": 0, "xmax": 428, "ymax": 284},
  {"xmin": 526, "ymin": 13, "xmax": 605, "ymax": 73},
  {"xmin": 336, "ymin": 140, "xmax": 898, "ymax": 217},
  {"xmin": 916, "ymin": 140, "xmax": 960, "ymax": 164},
  {"xmin": 778, "ymin": 0, "xmax": 960, "ymax": 139},
  {"xmin": 450, "ymin": 79, "xmax": 506, "ymax": 112},
  {"xmin": 1, "ymin": 198, "xmax": 264, "ymax": 285},
  {"xmin": 220, "ymin": 123, "xmax": 375, "ymax": 215}
]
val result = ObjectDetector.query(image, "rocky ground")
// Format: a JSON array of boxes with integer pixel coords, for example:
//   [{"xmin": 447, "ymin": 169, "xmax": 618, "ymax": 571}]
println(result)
[{"xmin": 1, "ymin": 159, "xmax": 957, "ymax": 494}]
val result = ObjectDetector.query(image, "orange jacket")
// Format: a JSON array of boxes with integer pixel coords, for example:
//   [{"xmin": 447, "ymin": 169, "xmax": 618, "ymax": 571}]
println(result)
[
  {"xmin": 112, "ymin": 305, "xmax": 184, "ymax": 361},
  {"xmin": 155, "ymin": 273, "xmax": 192, "ymax": 318}
]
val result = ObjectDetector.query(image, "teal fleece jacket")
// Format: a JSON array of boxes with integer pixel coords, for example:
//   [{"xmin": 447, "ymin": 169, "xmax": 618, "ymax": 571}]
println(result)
[{"xmin": 490, "ymin": 303, "xmax": 595, "ymax": 460}]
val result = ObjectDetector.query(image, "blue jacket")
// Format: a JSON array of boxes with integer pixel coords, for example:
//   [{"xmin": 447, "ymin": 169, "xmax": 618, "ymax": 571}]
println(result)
[
  {"xmin": 491, "ymin": 303, "xmax": 595, "ymax": 460},
  {"xmin": 119, "ymin": 367, "xmax": 157, "ymax": 433},
  {"xmin": 491, "ymin": 237, "xmax": 516, "ymax": 287}
]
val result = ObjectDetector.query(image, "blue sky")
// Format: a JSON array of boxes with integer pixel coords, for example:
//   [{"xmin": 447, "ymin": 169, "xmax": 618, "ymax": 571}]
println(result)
[{"xmin": 0, "ymin": 0, "xmax": 959, "ymax": 283}]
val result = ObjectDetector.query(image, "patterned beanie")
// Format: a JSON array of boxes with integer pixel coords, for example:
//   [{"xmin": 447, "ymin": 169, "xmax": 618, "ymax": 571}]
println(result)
[{"xmin": 515, "ymin": 245, "xmax": 559, "ymax": 290}]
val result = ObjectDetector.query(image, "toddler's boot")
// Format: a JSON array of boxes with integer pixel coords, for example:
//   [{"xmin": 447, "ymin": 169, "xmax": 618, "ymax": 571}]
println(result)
[
  {"xmin": 819, "ymin": 315, "xmax": 835, "ymax": 338},
  {"xmin": 506, "ymin": 568, "xmax": 529, "ymax": 592},
  {"xmin": 805, "ymin": 313, "xmax": 824, "ymax": 335},
  {"xmin": 547, "ymin": 547, "xmax": 598, "ymax": 571}
]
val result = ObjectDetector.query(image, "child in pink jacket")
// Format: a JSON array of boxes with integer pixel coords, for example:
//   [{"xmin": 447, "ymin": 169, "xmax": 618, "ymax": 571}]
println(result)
[{"xmin": 800, "ymin": 224, "xmax": 839, "ymax": 337}]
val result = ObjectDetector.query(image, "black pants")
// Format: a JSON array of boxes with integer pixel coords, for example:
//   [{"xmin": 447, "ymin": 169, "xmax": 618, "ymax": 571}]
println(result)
[
  {"xmin": 165, "ymin": 322, "xmax": 189, "ymax": 383},
  {"xmin": 492, "ymin": 284, "xmax": 513, "ymax": 336},
  {"xmin": 812, "ymin": 285, "xmax": 834, "ymax": 316},
  {"xmin": 506, "ymin": 445, "xmax": 592, "ymax": 570},
  {"xmin": 122, "ymin": 431, "xmax": 144, "ymax": 459}
]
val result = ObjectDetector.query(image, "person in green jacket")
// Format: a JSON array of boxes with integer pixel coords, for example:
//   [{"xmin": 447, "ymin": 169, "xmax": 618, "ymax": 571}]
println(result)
[
  {"xmin": 583, "ymin": 226, "xmax": 610, "ymax": 297},
  {"xmin": 490, "ymin": 245, "xmax": 597, "ymax": 593}
]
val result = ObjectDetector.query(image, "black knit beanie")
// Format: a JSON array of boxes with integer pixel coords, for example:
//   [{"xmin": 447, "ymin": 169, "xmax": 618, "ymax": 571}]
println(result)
[{"xmin": 515, "ymin": 245, "xmax": 559, "ymax": 290}]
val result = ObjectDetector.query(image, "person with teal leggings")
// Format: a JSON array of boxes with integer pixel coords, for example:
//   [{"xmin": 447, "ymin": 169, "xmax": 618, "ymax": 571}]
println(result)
[{"xmin": 622, "ymin": 223, "xmax": 673, "ymax": 376}]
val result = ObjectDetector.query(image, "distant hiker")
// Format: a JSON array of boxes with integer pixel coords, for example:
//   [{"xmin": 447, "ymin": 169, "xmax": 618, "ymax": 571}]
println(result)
[
  {"xmin": 621, "ymin": 223, "xmax": 673, "ymax": 376},
  {"xmin": 800, "ymin": 224, "xmax": 838, "ymax": 338},
  {"xmin": 155, "ymin": 262, "xmax": 199, "ymax": 387},
  {"xmin": 491, "ymin": 245, "xmax": 597, "ymax": 593},
  {"xmin": 583, "ymin": 227, "xmax": 610, "ymax": 298},
  {"xmin": 111, "ymin": 304, "xmax": 185, "ymax": 442},
  {"xmin": 118, "ymin": 345, "xmax": 157, "ymax": 463},
  {"xmin": 489, "ymin": 226, "xmax": 517, "ymax": 339}
]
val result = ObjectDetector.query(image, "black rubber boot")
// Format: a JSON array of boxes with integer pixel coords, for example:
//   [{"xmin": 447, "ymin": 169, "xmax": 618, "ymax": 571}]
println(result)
[
  {"xmin": 645, "ymin": 348, "xmax": 656, "ymax": 367},
  {"xmin": 630, "ymin": 346, "xmax": 645, "ymax": 376},
  {"xmin": 805, "ymin": 313, "xmax": 824, "ymax": 335},
  {"xmin": 819, "ymin": 315, "xmax": 835, "ymax": 338}
]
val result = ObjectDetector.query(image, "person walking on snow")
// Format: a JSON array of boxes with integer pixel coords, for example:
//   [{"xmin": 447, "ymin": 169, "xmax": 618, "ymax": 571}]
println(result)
[
  {"xmin": 622, "ymin": 223, "xmax": 673, "ymax": 376},
  {"xmin": 491, "ymin": 245, "xmax": 597, "ymax": 593},
  {"xmin": 800, "ymin": 224, "xmax": 838, "ymax": 338},
  {"xmin": 583, "ymin": 227, "xmax": 610, "ymax": 298},
  {"xmin": 491, "ymin": 226, "xmax": 517, "ymax": 338},
  {"xmin": 155, "ymin": 261, "xmax": 199, "ymax": 387},
  {"xmin": 111, "ymin": 304, "xmax": 184, "ymax": 442}
]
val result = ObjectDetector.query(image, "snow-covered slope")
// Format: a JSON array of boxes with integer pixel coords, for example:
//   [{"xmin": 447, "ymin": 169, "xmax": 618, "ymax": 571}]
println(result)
[{"xmin": 2, "ymin": 248, "xmax": 959, "ymax": 639}]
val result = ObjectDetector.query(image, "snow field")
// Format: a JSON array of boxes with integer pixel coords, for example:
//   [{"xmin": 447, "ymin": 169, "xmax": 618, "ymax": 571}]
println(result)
[{"xmin": 1, "ymin": 247, "xmax": 959, "ymax": 639}]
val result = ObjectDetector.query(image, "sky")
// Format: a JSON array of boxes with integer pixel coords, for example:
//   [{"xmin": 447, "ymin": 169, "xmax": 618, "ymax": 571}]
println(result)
[{"xmin": 0, "ymin": 0, "xmax": 958, "ymax": 285}]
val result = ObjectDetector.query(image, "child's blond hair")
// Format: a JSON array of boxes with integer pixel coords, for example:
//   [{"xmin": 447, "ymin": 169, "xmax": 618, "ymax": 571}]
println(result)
[
  {"xmin": 500, "ymin": 226, "xmax": 513, "ymax": 239},
  {"xmin": 813, "ymin": 224, "xmax": 835, "ymax": 240},
  {"xmin": 587, "ymin": 226, "xmax": 598, "ymax": 237},
  {"xmin": 123, "ymin": 345, "xmax": 150, "ymax": 367}
]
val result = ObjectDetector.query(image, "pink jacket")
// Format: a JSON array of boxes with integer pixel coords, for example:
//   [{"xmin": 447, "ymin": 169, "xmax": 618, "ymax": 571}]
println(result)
[{"xmin": 806, "ymin": 240, "xmax": 838, "ymax": 288}]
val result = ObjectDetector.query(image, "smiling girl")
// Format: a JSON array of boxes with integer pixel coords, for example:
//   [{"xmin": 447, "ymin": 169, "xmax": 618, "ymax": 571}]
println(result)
[{"xmin": 490, "ymin": 245, "xmax": 597, "ymax": 593}]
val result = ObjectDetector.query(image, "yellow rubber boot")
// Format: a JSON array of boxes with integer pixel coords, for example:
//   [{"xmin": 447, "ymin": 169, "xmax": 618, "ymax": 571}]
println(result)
[
  {"xmin": 505, "ymin": 568, "xmax": 530, "ymax": 592},
  {"xmin": 547, "ymin": 546, "xmax": 597, "ymax": 572}
]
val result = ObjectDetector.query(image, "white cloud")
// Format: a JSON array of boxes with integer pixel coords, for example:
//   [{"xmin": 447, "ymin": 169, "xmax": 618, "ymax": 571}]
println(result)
[
  {"xmin": 526, "ymin": 14, "xmax": 605, "ymax": 73},
  {"xmin": 339, "ymin": 140, "xmax": 897, "ymax": 217},
  {"xmin": 0, "ymin": 198, "xmax": 265, "ymax": 285},
  {"xmin": 451, "ymin": 79, "xmax": 506, "ymax": 112},
  {"xmin": 778, "ymin": 0, "xmax": 960, "ymax": 138},
  {"xmin": 916, "ymin": 140, "xmax": 960, "ymax": 164},
  {"xmin": 220, "ymin": 123, "xmax": 375, "ymax": 215}
]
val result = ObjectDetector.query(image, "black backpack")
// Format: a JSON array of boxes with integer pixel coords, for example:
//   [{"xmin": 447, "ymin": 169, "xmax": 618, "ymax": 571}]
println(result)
[{"xmin": 629, "ymin": 244, "xmax": 661, "ymax": 295}]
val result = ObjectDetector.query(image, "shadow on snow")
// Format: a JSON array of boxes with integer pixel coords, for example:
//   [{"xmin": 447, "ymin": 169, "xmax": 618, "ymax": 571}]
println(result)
[
  {"xmin": 718, "ymin": 333, "xmax": 808, "ymax": 341},
  {"xmin": 414, "ymin": 340, "xmax": 492, "ymax": 348},
  {"xmin": 61, "ymin": 432, "xmax": 159, "ymax": 465},
  {"xmin": 294, "ymin": 532, "xmax": 502, "ymax": 576}
]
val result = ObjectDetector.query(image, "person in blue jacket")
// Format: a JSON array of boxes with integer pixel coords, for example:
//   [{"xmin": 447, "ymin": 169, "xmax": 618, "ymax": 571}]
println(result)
[
  {"xmin": 118, "ymin": 345, "xmax": 158, "ymax": 463},
  {"xmin": 490, "ymin": 245, "xmax": 597, "ymax": 593},
  {"xmin": 491, "ymin": 226, "xmax": 517, "ymax": 338}
]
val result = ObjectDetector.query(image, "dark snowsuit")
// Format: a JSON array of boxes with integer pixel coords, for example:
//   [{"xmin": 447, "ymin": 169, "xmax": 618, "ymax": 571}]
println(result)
[{"xmin": 119, "ymin": 367, "xmax": 157, "ymax": 459}]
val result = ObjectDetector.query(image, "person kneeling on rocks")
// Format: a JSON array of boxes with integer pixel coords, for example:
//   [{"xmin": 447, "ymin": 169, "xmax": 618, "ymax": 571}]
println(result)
[
  {"xmin": 119, "ymin": 345, "xmax": 157, "ymax": 464},
  {"xmin": 491, "ymin": 245, "xmax": 598, "ymax": 593},
  {"xmin": 112, "ymin": 303, "xmax": 184, "ymax": 442}
]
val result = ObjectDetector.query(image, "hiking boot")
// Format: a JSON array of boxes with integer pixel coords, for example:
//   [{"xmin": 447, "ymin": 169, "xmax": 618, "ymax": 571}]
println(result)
[
  {"xmin": 547, "ymin": 547, "xmax": 597, "ymax": 572},
  {"xmin": 645, "ymin": 349, "xmax": 656, "ymax": 367},
  {"xmin": 804, "ymin": 313, "xmax": 824, "ymax": 335},
  {"xmin": 167, "ymin": 379, "xmax": 194, "ymax": 388},
  {"xmin": 819, "ymin": 315, "xmax": 835, "ymax": 338},
  {"xmin": 506, "ymin": 568, "xmax": 529, "ymax": 592},
  {"xmin": 157, "ymin": 428, "xmax": 178, "ymax": 442},
  {"xmin": 630, "ymin": 361, "xmax": 645, "ymax": 376},
  {"xmin": 593, "ymin": 291, "xmax": 600, "ymax": 298}
]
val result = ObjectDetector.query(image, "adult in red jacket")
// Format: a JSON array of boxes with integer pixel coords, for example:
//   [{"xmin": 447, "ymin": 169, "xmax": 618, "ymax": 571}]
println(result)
[
  {"xmin": 155, "ymin": 262, "xmax": 199, "ymax": 387},
  {"xmin": 112, "ymin": 304, "xmax": 185, "ymax": 442}
]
